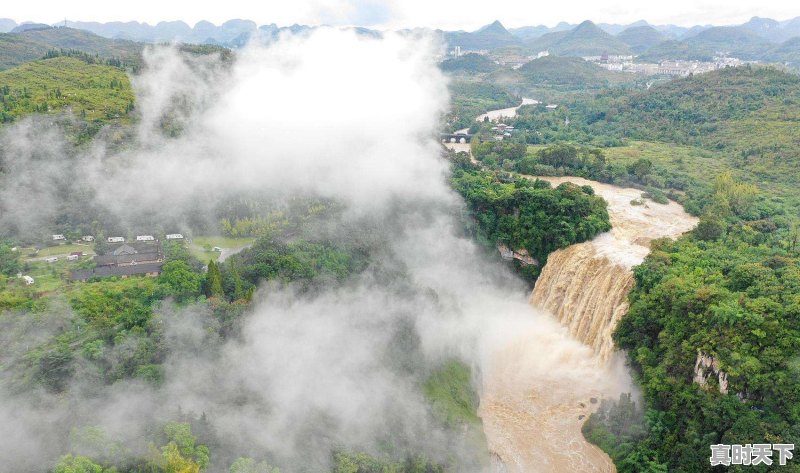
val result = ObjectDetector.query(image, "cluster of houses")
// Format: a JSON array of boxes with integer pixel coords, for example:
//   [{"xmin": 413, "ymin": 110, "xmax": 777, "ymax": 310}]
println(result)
[
  {"xmin": 15, "ymin": 233, "xmax": 187, "ymax": 286},
  {"xmin": 584, "ymin": 54, "xmax": 750, "ymax": 77},
  {"xmin": 53, "ymin": 233, "xmax": 185, "ymax": 243},
  {"xmin": 491, "ymin": 123, "xmax": 515, "ymax": 141}
]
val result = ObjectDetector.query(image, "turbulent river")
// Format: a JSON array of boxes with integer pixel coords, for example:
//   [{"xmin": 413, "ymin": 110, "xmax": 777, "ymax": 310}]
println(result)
[{"xmin": 473, "ymin": 169, "xmax": 697, "ymax": 468}]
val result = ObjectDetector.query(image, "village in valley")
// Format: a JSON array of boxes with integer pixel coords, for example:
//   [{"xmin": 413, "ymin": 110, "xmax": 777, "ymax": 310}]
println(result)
[{"xmin": 10, "ymin": 232, "xmax": 246, "ymax": 289}]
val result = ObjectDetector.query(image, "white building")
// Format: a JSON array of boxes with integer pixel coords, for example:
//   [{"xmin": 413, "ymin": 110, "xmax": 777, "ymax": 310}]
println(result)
[
  {"xmin": 23, "ymin": 275, "xmax": 34, "ymax": 285},
  {"xmin": 136, "ymin": 235, "xmax": 155, "ymax": 241},
  {"xmin": 107, "ymin": 237, "xmax": 125, "ymax": 243},
  {"xmin": 165, "ymin": 234, "xmax": 184, "ymax": 240},
  {"xmin": 45, "ymin": 257, "xmax": 58, "ymax": 263},
  {"xmin": 52, "ymin": 234, "xmax": 66, "ymax": 241},
  {"xmin": 67, "ymin": 255, "xmax": 79, "ymax": 261},
  {"xmin": 82, "ymin": 235, "xmax": 95, "ymax": 242}
]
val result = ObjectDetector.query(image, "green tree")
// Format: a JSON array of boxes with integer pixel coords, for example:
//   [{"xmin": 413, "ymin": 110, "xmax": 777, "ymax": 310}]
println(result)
[
  {"xmin": 694, "ymin": 215, "xmax": 726, "ymax": 241},
  {"xmin": 53, "ymin": 454, "xmax": 116, "ymax": 473},
  {"xmin": 206, "ymin": 260, "xmax": 224, "ymax": 298},
  {"xmin": 627, "ymin": 158, "xmax": 653, "ymax": 182},
  {"xmin": 159, "ymin": 261, "xmax": 203, "ymax": 302},
  {"xmin": 0, "ymin": 240, "xmax": 21, "ymax": 276}
]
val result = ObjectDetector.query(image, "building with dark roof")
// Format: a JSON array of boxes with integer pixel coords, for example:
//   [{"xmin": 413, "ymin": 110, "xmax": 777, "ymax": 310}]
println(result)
[
  {"xmin": 70, "ymin": 240, "xmax": 164, "ymax": 282},
  {"xmin": 93, "ymin": 241, "xmax": 163, "ymax": 267},
  {"xmin": 71, "ymin": 262, "xmax": 163, "ymax": 282}
]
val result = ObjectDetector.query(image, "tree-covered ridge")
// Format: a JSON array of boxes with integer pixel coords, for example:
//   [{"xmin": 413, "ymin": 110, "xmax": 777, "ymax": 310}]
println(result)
[
  {"xmin": 0, "ymin": 56, "xmax": 134, "ymax": 124},
  {"xmin": 605, "ymin": 220, "xmax": 800, "ymax": 472},
  {"xmin": 440, "ymin": 53, "xmax": 499, "ymax": 75},
  {"xmin": 0, "ymin": 27, "xmax": 143, "ymax": 71},
  {"xmin": 514, "ymin": 55, "xmax": 632, "ymax": 91},
  {"xmin": 451, "ymin": 158, "xmax": 611, "ymax": 281}
]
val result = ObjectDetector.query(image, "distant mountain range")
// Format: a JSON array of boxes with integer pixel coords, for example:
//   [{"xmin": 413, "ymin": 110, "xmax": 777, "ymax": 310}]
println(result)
[
  {"xmin": 440, "ymin": 18, "xmax": 800, "ymax": 67},
  {"xmin": 1, "ymin": 16, "xmax": 799, "ymax": 67}
]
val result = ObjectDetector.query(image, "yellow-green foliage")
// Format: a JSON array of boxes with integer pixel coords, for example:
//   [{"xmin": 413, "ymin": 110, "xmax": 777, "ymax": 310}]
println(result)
[{"xmin": 0, "ymin": 56, "xmax": 134, "ymax": 123}]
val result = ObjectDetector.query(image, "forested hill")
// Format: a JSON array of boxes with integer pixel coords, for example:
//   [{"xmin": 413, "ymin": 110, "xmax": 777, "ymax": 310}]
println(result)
[
  {"xmin": 594, "ymin": 67, "xmax": 800, "ymax": 208},
  {"xmin": 0, "ymin": 27, "xmax": 143, "ymax": 70},
  {"xmin": 514, "ymin": 55, "xmax": 632, "ymax": 90}
]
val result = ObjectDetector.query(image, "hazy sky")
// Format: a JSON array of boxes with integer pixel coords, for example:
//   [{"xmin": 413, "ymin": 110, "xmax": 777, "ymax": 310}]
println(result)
[{"xmin": 2, "ymin": 0, "xmax": 799, "ymax": 30}]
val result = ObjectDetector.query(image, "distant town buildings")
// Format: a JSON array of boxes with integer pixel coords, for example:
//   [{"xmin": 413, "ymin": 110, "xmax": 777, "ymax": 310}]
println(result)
[
  {"xmin": 583, "ymin": 53, "xmax": 752, "ymax": 77},
  {"xmin": 52, "ymin": 234, "xmax": 65, "ymax": 241},
  {"xmin": 107, "ymin": 236, "xmax": 125, "ymax": 243}
]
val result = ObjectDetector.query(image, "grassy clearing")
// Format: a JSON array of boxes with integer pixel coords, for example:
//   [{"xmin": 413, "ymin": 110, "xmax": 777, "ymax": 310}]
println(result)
[
  {"xmin": 32, "ymin": 243, "xmax": 94, "ymax": 258},
  {"xmin": 188, "ymin": 236, "xmax": 256, "ymax": 263},
  {"xmin": 19, "ymin": 257, "xmax": 91, "ymax": 292},
  {"xmin": 603, "ymin": 141, "xmax": 728, "ymax": 180}
]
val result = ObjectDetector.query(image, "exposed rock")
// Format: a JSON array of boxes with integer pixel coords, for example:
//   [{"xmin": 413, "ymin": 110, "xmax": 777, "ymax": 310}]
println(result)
[
  {"xmin": 497, "ymin": 243, "xmax": 538, "ymax": 266},
  {"xmin": 693, "ymin": 351, "xmax": 729, "ymax": 394}
]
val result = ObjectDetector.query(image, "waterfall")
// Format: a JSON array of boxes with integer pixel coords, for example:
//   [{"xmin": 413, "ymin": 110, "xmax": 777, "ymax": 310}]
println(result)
[
  {"xmin": 529, "ymin": 176, "xmax": 698, "ymax": 363},
  {"xmin": 480, "ymin": 175, "xmax": 698, "ymax": 473},
  {"xmin": 530, "ymin": 242, "xmax": 634, "ymax": 362}
]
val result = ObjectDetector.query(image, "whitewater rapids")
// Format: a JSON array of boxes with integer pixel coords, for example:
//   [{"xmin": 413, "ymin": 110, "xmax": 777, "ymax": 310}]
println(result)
[{"xmin": 479, "ymin": 176, "xmax": 698, "ymax": 472}]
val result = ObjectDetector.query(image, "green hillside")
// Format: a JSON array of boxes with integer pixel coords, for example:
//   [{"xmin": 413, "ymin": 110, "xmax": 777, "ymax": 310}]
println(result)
[
  {"xmin": 515, "ymin": 55, "xmax": 631, "ymax": 90},
  {"xmin": 526, "ymin": 21, "xmax": 631, "ymax": 56},
  {"xmin": 0, "ymin": 27, "xmax": 142, "ymax": 70},
  {"xmin": 604, "ymin": 66, "xmax": 800, "ymax": 208},
  {"xmin": 616, "ymin": 25, "xmax": 667, "ymax": 54},
  {"xmin": 0, "ymin": 56, "xmax": 134, "ymax": 124},
  {"xmin": 639, "ymin": 26, "xmax": 773, "ymax": 61},
  {"xmin": 765, "ymin": 37, "xmax": 800, "ymax": 69},
  {"xmin": 440, "ymin": 53, "xmax": 499, "ymax": 74},
  {"xmin": 504, "ymin": 65, "xmax": 800, "ymax": 214}
]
